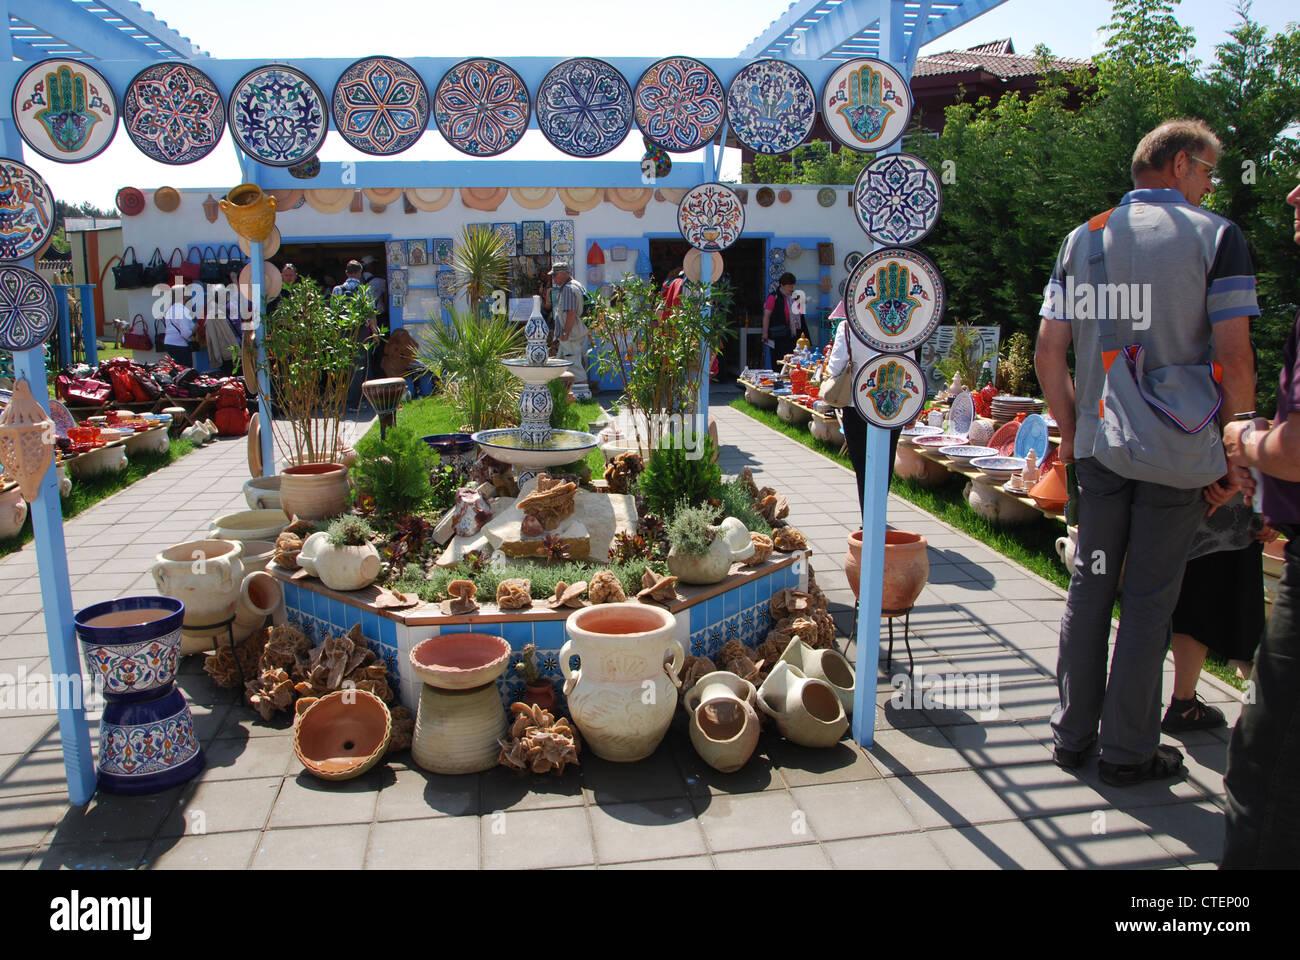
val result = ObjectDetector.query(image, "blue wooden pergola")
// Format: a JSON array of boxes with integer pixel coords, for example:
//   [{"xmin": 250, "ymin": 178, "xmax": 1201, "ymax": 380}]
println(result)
[{"xmin": 1, "ymin": 0, "xmax": 1007, "ymax": 805}]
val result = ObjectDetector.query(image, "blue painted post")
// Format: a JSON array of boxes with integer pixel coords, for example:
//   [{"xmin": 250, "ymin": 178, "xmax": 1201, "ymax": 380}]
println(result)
[
  {"xmin": 239, "ymin": 157, "xmax": 276, "ymax": 475},
  {"xmin": 77, "ymin": 284, "xmax": 98, "ymax": 366},
  {"xmin": 52, "ymin": 285, "xmax": 72, "ymax": 369}
]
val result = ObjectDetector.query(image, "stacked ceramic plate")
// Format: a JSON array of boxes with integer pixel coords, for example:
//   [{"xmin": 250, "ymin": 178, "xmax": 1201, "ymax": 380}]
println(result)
[
  {"xmin": 899, "ymin": 424, "xmax": 941, "ymax": 446},
  {"xmin": 970, "ymin": 456, "xmax": 1026, "ymax": 481},
  {"xmin": 940, "ymin": 444, "xmax": 998, "ymax": 465},
  {"xmin": 990, "ymin": 395, "xmax": 1044, "ymax": 427},
  {"xmin": 913, "ymin": 434, "xmax": 968, "ymax": 452}
]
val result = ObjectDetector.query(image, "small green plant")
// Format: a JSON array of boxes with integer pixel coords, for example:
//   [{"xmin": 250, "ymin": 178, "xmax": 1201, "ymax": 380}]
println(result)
[
  {"xmin": 351, "ymin": 424, "xmax": 435, "ymax": 518},
  {"xmin": 548, "ymin": 378, "xmax": 583, "ymax": 430},
  {"xmin": 429, "ymin": 463, "xmax": 465, "ymax": 515},
  {"xmin": 514, "ymin": 643, "xmax": 542, "ymax": 684},
  {"xmin": 715, "ymin": 479, "xmax": 772, "ymax": 535},
  {"xmin": 999, "ymin": 332, "xmax": 1037, "ymax": 396},
  {"xmin": 667, "ymin": 501, "xmax": 718, "ymax": 556},
  {"xmin": 327, "ymin": 515, "xmax": 375, "ymax": 548},
  {"xmin": 415, "ymin": 307, "xmax": 523, "ymax": 432},
  {"xmin": 637, "ymin": 439, "xmax": 723, "ymax": 516}
]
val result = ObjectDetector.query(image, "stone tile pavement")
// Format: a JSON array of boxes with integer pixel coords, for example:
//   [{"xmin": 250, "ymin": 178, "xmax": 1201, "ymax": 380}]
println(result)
[{"xmin": 0, "ymin": 395, "xmax": 1242, "ymax": 869}]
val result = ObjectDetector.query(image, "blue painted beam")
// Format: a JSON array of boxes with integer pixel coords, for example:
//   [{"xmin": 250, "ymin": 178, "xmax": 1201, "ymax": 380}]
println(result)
[
  {"xmin": 800, "ymin": 0, "xmax": 880, "ymax": 61},
  {"xmin": 919, "ymin": 0, "xmax": 1011, "ymax": 46},
  {"xmin": 740, "ymin": 0, "xmax": 840, "ymax": 59},
  {"xmin": 78, "ymin": 283, "xmax": 97, "ymax": 365},
  {"xmin": 90, "ymin": 0, "xmax": 209, "ymax": 59},
  {"xmin": 52, "ymin": 283, "xmax": 71, "ymax": 368},
  {"xmin": 8, "ymin": 0, "xmax": 164, "ymax": 62},
  {"xmin": 258, "ymin": 161, "xmax": 709, "ymax": 191},
  {"xmin": 905, "ymin": 0, "xmax": 936, "ymax": 69}
]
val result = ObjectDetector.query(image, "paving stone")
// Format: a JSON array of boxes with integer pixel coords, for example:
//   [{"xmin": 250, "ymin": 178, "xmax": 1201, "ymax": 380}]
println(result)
[
  {"xmin": 791, "ymin": 779, "xmax": 917, "ymax": 840},
  {"xmin": 887, "ymin": 770, "xmax": 1018, "ymax": 829},
  {"xmin": 0, "ymin": 749, "xmax": 73, "ymax": 799},
  {"xmin": 1022, "ymin": 809, "xmax": 1185, "ymax": 869},
  {"xmin": 714, "ymin": 843, "xmax": 831, "ymax": 869},
  {"xmin": 984, "ymin": 620, "xmax": 1063, "ymax": 650},
  {"xmin": 600, "ymin": 855, "xmax": 714, "ymax": 870},
  {"xmin": 25, "ymin": 840, "xmax": 148, "ymax": 870},
  {"xmin": 1010, "ymin": 599, "xmax": 1069, "ymax": 622},
  {"xmin": 376, "ymin": 763, "xmax": 481, "ymax": 820},
  {"xmin": 159, "ymin": 776, "xmax": 281, "ymax": 836},
  {"xmin": 928, "ymin": 820, "xmax": 1066, "ymax": 869},
  {"xmin": 864, "ymin": 726, "xmax": 972, "ymax": 777},
  {"xmin": 253, "ymin": 823, "xmax": 371, "ymax": 870},
  {"xmin": 822, "ymin": 831, "xmax": 949, "ymax": 869},
  {"xmin": 365, "ymin": 816, "xmax": 480, "ymax": 869},
  {"xmin": 143, "ymin": 830, "xmax": 262, "ymax": 869},
  {"xmin": 582, "ymin": 742, "xmax": 689, "ymax": 804},
  {"xmin": 694, "ymin": 791, "xmax": 805, "ymax": 852},
  {"xmin": 940, "ymin": 720, "xmax": 1057, "ymax": 768},
  {"xmin": 481, "ymin": 766, "xmax": 584, "ymax": 813},
  {"xmin": 768, "ymin": 739, "xmax": 881, "ymax": 786},
  {"xmin": 267, "ymin": 770, "xmax": 380, "ymax": 828},
  {"xmin": 480, "ymin": 806, "xmax": 594, "ymax": 869},
  {"xmin": 978, "ymin": 762, "xmax": 1112, "ymax": 818},
  {"xmin": 1128, "ymin": 800, "xmax": 1225, "ymax": 864},
  {"xmin": 589, "ymin": 799, "xmax": 707, "ymax": 864},
  {"xmin": 0, "ymin": 792, "xmax": 64, "ymax": 849}
]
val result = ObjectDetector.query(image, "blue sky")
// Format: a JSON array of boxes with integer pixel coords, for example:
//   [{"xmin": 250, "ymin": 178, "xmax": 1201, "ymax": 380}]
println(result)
[{"xmin": 28, "ymin": 0, "xmax": 1300, "ymax": 208}]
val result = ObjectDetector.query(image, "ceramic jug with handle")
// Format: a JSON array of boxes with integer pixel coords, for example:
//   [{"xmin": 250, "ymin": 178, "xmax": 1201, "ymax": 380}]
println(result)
[
  {"xmin": 683, "ymin": 671, "xmax": 760, "ymax": 773},
  {"xmin": 777, "ymin": 637, "xmax": 856, "ymax": 716},
  {"xmin": 757, "ymin": 661, "xmax": 848, "ymax": 748}
]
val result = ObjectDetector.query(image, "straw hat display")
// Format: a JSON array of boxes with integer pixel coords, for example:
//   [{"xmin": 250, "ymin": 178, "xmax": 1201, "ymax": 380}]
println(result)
[
  {"xmin": 461, "ymin": 187, "xmax": 507, "ymax": 211},
  {"xmin": 364, "ymin": 188, "xmax": 403, "ymax": 212},
  {"xmin": 116, "ymin": 187, "xmax": 145, "ymax": 217},
  {"xmin": 606, "ymin": 187, "xmax": 652, "ymax": 215},
  {"xmin": 240, "ymin": 261, "xmax": 284, "ymax": 301},
  {"xmin": 407, "ymin": 187, "xmax": 454, "ymax": 212},
  {"xmin": 683, "ymin": 249, "xmax": 723, "ymax": 284},
  {"xmin": 306, "ymin": 188, "xmax": 354, "ymax": 214},
  {"xmin": 153, "ymin": 187, "xmax": 181, "ymax": 213},
  {"xmin": 557, "ymin": 187, "xmax": 603, "ymax": 213},
  {"xmin": 237, "ymin": 225, "xmax": 281, "ymax": 258},
  {"xmin": 510, "ymin": 187, "xmax": 555, "ymax": 210}
]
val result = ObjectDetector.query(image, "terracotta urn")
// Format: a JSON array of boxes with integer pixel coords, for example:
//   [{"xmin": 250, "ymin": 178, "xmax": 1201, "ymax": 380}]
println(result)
[
  {"xmin": 524, "ymin": 681, "xmax": 558, "ymax": 713},
  {"xmin": 151, "ymin": 539, "xmax": 244, "ymax": 654},
  {"xmin": 844, "ymin": 530, "xmax": 930, "ymax": 611},
  {"xmin": 667, "ymin": 531, "xmax": 734, "ymax": 585},
  {"xmin": 409, "ymin": 633, "xmax": 511, "ymax": 775},
  {"xmin": 0, "ymin": 485, "xmax": 28, "ymax": 540},
  {"xmin": 293, "ymin": 689, "xmax": 391, "ymax": 781},
  {"xmin": 683, "ymin": 671, "xmax": 761, "ymax": 773},
  {"xmin": 560, "ymin": 603, "xmax": 684, "ymax": 762},
  {"xmin": 279, "ymin": 462, "xmax": 349, "ymax": 522}
]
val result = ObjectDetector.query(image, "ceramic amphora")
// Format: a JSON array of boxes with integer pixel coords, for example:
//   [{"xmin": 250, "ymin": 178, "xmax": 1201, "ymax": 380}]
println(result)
[
  {"xmin": 683, "ymin": 671, "xmax": 760, "ymax": 773},
  {"xmin": 777, "ymin": 637, "xmax": 856, "ymax": 716},
  {"xmin": 151, "ymin": 539, "xmax": 243, "ymax": 654},
  {"xmin": 757, "ymin": 661, "xmax": 848, "ymax": 748},
  {"xmin": 297, "ymin": 533, "xmax": 381, "ymax": 592},
  {"xmin": 561, "ymin": 603, "xmax": 684, "ymax": 762}
]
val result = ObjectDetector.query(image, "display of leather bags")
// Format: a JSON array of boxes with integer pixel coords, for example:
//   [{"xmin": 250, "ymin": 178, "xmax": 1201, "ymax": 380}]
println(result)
[
  {"xmin": 179, "ymin": 246, "xmax": 202, "ymax": 283},
  {"xmin": 142, "ymin": 248, "xmax": 169, "ymax": 287},
  {"xmin": 55, "ymin": 375, "xmax": 112, "ymax": 406},
  {"xmin": 112, "ymin": 247, "xmax": 143, "ymax": 289},
  {"xmin": 199, "ymin": 245, "xmax": 224, "ymax": 284}
]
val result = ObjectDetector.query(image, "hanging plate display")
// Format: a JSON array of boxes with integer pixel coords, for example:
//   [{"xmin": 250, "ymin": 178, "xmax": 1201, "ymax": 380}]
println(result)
[
  {"xmin": 0, "ymin": 160, "xmax": 55, "ymax": 262},
  {"xmin": 536, "ymin": 58, "xmax": 633, "ymax": 158},
  {"xmin": 0, "ymin": 265, "xmax": 58, "ymax": 352},
  {"xmin": 844, "ymin": 247, "xmax": 944, "ymax": 353},
  {"xmin": 843, "ymin": 250, "xmax": 863, "ymax": 273},
  {"xmin": 817, "ymin": 187, "xmax": 837, "ymax": 207},
  {"xmin": 434, "ymin": 58, "xmax": 530, "ymax": 157},
  {"xmin": 229, "ymin": 65, "xmax": 328, "ymax": 167},
  {"xmin": 12, "ymin": 59, "xmax": 118, "ymax": 163},
  {"xmin": 854, "ymin": 153, "xmax": 941, "ymax": 247},
  {"xmin": 123, "ymin": 63, "xmax": 225, "ymax": 165},
  {"xmin": 288, "ymin": 156, "xmax": 320, "ymax": 179},
  {"xmin": 853, "ymin": 352, "xmax": 927, "ymax": 430},
  {"xmin": 634, "ymin": 56, "xmax": 725, "ymax": 153},
  {"xmin": 725, "ymin": 58, "xmax": 815, "ymax": 156},
  {"xmin": 821, "ymin": 58, "xmax": 912, "ymax": 153},
  {"xmin": 677, "ymin": 182, "xmax": 744, "ymax": 252},
  {"xmin": 332, "ymin": 56, "xmax": 429, "ymax": 156},
  {"xmin": 116, "ymin": 186, "xmax": 145, "ymax": 217},
  {"xmin": 756, "ymin": 187, "xmax": 775, "ymax": 207}
]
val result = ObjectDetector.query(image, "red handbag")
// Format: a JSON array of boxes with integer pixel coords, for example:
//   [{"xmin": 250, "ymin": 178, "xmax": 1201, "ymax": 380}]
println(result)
[
  {"xmin": 56, "ymin": 375, "xmax": 112, "ymax": 406},
  {"xmin": 179, "ymin": 246, "xmax": 202, "ymax": 283},
  {"xmin": 214, "ymin": 405, "xmax": 250, "ymax": 436},
  {"xmin": 122, "ymin": 315, "xmax": 154, "ymax": 352}
]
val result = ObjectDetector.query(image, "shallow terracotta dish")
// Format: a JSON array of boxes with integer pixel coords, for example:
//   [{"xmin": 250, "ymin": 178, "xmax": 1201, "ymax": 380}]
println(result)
[
  {"xmin": 293, "ymin": 689, "xmax": 391, "ymax": 781},
  {"xmin": 409, "ymin": 633, "xmax": 512, "ymax": 690}
]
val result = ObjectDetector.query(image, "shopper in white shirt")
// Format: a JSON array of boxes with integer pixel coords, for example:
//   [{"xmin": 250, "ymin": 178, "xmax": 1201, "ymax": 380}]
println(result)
[{"xmin": 162, "ymin": 284, "xmax": 196, "ymax": 368}]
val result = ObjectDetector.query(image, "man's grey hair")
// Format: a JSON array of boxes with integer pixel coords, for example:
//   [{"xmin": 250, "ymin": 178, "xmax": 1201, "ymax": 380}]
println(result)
[{"xmin": 1131, "ymin": 119, "xmax": 1222, "ymax": 185}]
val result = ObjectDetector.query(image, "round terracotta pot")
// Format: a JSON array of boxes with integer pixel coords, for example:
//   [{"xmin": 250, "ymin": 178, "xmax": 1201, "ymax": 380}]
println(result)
[
  {"xmin": 523, "ymin": 681, "xmax": 558, "ymax": 713},
  {"xmin": 279, "ymin": 462, "xmax": 349, "ymax": 522},
  {"xmin": 844, "ymin": 530, "xmax": 930, "ymax": 610},
  {"xmin": 293, "ymin": 689, "xmax": 391, "ymax": 781}
]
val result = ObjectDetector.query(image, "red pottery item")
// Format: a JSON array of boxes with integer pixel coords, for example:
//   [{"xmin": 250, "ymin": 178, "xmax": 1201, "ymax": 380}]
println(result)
[
  {"xmin": 293, "ymin": 689, "xmax": 392, "ymax": 781},
  {"xmin": 409, "ymin": 633, "xmax": 512, "ymax": 690},
  {"xmin": 523, "ymin": 680, "xmax": 558, "ymax": 713},
  {"xmin": 844, "ymin": 530, "xmax": 930, "ymax": 608},
  {"xmin": 1029, "ymin": 461, "xmax": 1069, "ymax": 511}
]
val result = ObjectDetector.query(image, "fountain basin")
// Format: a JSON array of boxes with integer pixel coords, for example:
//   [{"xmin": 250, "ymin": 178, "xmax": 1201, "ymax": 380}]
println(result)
[
  {"xmin": 472, "ymin": 428, "xmax": 599, "ymax": 469},
  {"xmin": 502, "ymin": 357, "xmax": 573, "ymax": 385}
]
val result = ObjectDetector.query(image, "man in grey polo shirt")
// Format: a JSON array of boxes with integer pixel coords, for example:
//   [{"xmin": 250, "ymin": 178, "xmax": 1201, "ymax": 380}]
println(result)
[
  {"xmin": 1035, "ymin": 119, "xmax": 1258, "ymax": 786},
  {"xmin": 550, "ymin": 260, "xmax": 591, "ymax": 399}
]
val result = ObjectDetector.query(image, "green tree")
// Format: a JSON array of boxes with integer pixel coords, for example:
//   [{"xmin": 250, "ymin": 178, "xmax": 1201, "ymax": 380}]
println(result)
[{"xmin": 740, "ymin": 140, "xmax": 872, "ymax": 185}]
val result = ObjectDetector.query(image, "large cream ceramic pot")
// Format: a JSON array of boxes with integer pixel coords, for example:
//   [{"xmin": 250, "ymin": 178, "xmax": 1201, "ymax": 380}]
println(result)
[
  {"xmin": 151, "ymin": 539, "xmax": 243, "ymax": 654},
  {"xmin": 560, "ymin": 603, "xmax": 684, "ymax": 762}
]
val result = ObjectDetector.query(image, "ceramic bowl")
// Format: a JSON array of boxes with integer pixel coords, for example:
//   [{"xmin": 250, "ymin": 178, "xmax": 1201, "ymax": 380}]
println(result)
[
  {"xmin": 239, "ymin": 539, "xmax": 277, "ymax": 573},
  {"xmin": 913, "ymin": 434, "xmax": 968, "ymax": 450},
  {"xmin": 75, "ymin": 596, "xmax": 184, "ymax": 702},
  {"xmin": 939, "ymin": 445, "xmax": 998, "ymax": 463},
  {"xmin": 293, "ymin": 689, "xmax": 391, "ymax": 781},
  {"xmin": 900, "ymin": 424, "xmax": 942, "ymax": 438},
  {"xmin": 210, "ymin": 509, "xmax": 290, "ymax": 543},
  {"xmin": 409, "ymin": 633, "xmax": 512, "ymax": 690},
  {"xmin": 971, "ymin": 456, "xmax": 1027, "ymax": 481}
]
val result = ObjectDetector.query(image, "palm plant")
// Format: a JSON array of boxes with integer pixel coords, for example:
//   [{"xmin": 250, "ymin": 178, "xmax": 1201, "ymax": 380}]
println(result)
[
  {"xmin": 453, "ymin": 224, "xmax": 510, "ymax": 316},
  {"xmin": 415, "ymin": 307, "xmax": 523, "ymax": 432}
]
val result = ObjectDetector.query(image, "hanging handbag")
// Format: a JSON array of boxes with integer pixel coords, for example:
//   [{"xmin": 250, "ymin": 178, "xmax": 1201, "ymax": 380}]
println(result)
[
  {"xmin": 112, "ymin": 247, "xmax": 143, "ymax": 289},
  {"xmin": 154, "ymin": 317, "xmax": 166, "ymax": 351},
  {"xmin": 142, "ymin": 248, "xmax": 169, "ymax": 287},
  {"xmin": 199, "ymin": 245, "xmax": 224, "ymax": 283},
  {"xmin": 180, "ymin": 246, "xmax": 202, "ymax": 283},
  {"xmin": 819, "ymin": 325, "xmax": 854, "ymax": 408},
  {"xmin": 122, "ymin": 315, "xmax": 154, "ymax": 352},
  {"xmin": 222, "ymin": 244, "xmax": 246, "ymax": 278},
  {"xmin": 1087, "ymin": 208, "xmax": 1226, "ymax": 489}
]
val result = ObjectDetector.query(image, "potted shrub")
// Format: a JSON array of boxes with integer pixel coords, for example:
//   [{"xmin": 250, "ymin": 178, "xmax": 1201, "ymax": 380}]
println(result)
[
  {"xmin": 666, "ymin": 502, "xmax": 733, "ymax": 585},
  {"xmin": 299, "ymin": 515, "xmax": 381, "ymax": 592},
  {"xmin": 350, "ymin": 423, "xmax": 434, "ymax": 519},
  {"xmin": 513, "ymin": 643, "xmax": 557, "ymax": 712}
]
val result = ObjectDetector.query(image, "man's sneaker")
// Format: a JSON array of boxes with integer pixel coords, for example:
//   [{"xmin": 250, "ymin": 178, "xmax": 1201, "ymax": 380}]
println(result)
[
  {"xmin": 1161, "ymin": 695, "xmax": 1226, "ymax": 733},
  {"xmin": 1098, "ymin": 744, "xmax": 1185, "ymax": 787}
]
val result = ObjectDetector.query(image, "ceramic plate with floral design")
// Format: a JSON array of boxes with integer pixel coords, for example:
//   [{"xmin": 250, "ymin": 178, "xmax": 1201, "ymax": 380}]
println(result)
[
  {"xmin": 0, "ymin": 265, "xmax": 57, "ymax": 352},
  {"xmin": 845, "ymin": 247, "xmax": 945, "ymax": 353},
  {"xmin": 435, "ymin": 58, "xmax": 530, "ymax": 157},
  {"xmin": 725, "ymin": 58, "xmax": 815, "ymax": 155},
  {"xmin": 852, "ymin": 353, "xmax": 927, "ymax": 429},
  {"xmin": 229, "ymin": 65, "xmax": 328, "ymax": 167},
  {"xmin": 332, "ymin": 56, "xmax": 429, "ymax": 156},
  {"xmin": 536, "ymin": 58, "xmax": 633, "ymax": 158},
  {"xmin": 854, "ymin": 153, "xmax": 941, "ymax": 247},
  {"xmin": 123, "ymin": 63, "xmax": 226, "ymax": 164},
  {"xmin": 635, "ymin": 56, "xmax": 725, "ymax": 153},
  {"xmin": 0, "ymin": 159, "xmax": 55, "ymax": 262},
  {"xmin": 677, "ymin": 182, "xmax": 744, "ymax": 252},
  {"xmin": 13, "ymin": 58, "xmax": 119, "ymax": 163},
  {"xmin": 821, "ymin": 57, "xmax": 912, "ymax": 153}
]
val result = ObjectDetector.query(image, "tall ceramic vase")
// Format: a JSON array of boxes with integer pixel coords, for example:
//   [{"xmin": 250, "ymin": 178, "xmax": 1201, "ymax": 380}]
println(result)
[
  {"xmin": 560, "ymin": 603, "xmax": 684, "ymax": 762},
  {"xmin": 75, "ymin": 596, "xmax": 204, "ymax": 794}
]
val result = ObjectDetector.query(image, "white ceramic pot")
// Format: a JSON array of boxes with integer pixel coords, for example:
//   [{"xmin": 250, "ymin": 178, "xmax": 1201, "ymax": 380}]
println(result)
[
  {"xmin": 809, "ymin": 416, "xmax": 844, "ymax": 446},
  {"xmin": 667, "ymin": 532, "xmax": 733, "ymax": 585},
  {"xmin": 560, "ymin": 603, "xmax": 684, "ymax": 762},
  {"xmin": 151, "ymin": 539, "xmax": 243, "ymax": 654},
  {"xmin": 232, "ymin": 570, "xmax": 283, "ymax": 645},
  {"xmin": 124, "ymin": 427, "xmax": 170, "ymax": 457},
  {"xmin": 964, "ymin": 477, "xmax": 1040, "ymax": 525},
  {"xmin": 716, "ymin": 517, "xmax": 755, "ymax": 563},
  {"xmin": 68, "ymin": 444, "xmax": 128, "ymax": 479},
  {"xmin": 777, "ymin": 397, "xmax": 812, "ymax": 426},
  {"xmin": 411, "ymin": 684, "xmax": 505, "ymax": 774},
  {"xmin": 894, "ymin": 445, "xmax": 949, "ymax": 487},
  {"xmin": 243, "ymin": 475, "xmax": 283, "ymax": 511},
  {"xmin": 757, "ymin": 661, "xmax": 848, "ymax": 748},
  {"xmin": 777, "ymin": 637, "xmax": 857, "ymax": 716},
  {"xmin": 209, "ymin": 509, "xmax": 289, "ymax": 543},
  {"xmin": 1056, "ymin": 525, "xmax": 1079, "ymax": 572},
  {"xmin": 0, "ymin": 485, "xmax": 27, "ymax": 540},
  {"xmin": 683, "ymin": 671, "xmax": 760, "ymax": 773},
  {"xmin": 238, "ymin": 539, "xmax": 277, "ymax": 573},
  {"xmin": 310, "ymin": 541, "xmax": 382, "ymax": 592}
]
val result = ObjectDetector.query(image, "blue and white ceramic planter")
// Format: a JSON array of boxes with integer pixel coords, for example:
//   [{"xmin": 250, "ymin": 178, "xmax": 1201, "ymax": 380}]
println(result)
[
  {"xmin": 98, "ymin": 686, "xmax": 203, "ymax": 795},
  {"xmin": 76, "ymin": 596, "xmax": 184, "ymax": 703}
]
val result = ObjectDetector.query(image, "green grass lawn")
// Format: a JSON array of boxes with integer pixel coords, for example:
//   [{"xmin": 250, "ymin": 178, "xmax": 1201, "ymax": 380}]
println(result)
[{"xmin": 0, "ymin": 438, "xmax": 196, "ymax": 559}]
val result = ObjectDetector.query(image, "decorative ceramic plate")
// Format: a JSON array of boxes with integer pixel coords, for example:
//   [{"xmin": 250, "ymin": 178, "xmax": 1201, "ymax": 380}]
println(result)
[
  {"xmin": 844, "ymin": 247, "xmax": 945, "ymax": 353},
  {"xmin": 116, "ymin": 186, "xmax": 145, "ymax": 217},
  {"xmin": 821, "ymin": 58, "xmax": 912, "ymax": 153},
  {"xmin": 12, "ymin": 58, "xmax": 118, "ymax": 163},
  {"xmin": 854, "ymin": 153, "xmax": 941, "ymax": 247},
  {"xmin": 756, "ymin": 187, "xmax": 775, "ymax": 207},
  {"xmin": 1014, "ymin": 413, "xmax": 1050, "ymax": 462},
  {"xmin": 913, "ymin": 433, "xmax": 968, "ymax": 449},
  {"xmin": 853, "ymin": 353, "xmax": 927, "ymax": 429},
  {"xmin": 332, "ymin": 56, "xmax": 429, "ymax": 156},
  {"xmin": 725, "ymin": 58, "xmax": 815, "ymax": 155},
  {"xmin": 536, "ymin": 58, "xmax": 633, "ymax": 158},
  {"xmin": 843, "ymin": 250, "xmax": 863, "ymax": 273},
  {"xmin": 940, "ymin": 445, "xmax": 998, "ymax": 462},
  {"xmin": 900, "ymin": 424, "xmax": 942, "ymax": 438},
  {"xmin": 229, "ymin": 65, "xmax": 328, "ymax": 167},
  {"xmin": 435, "ymin": 58, "xmax": 530, "ymax": 157},
  {"xmin": 949, "ymin": 390, "xmax": 975, "ymax": 436},
  {"xmin": 634, "ymin": 56, "xmax": 725, "ymax": 153},
  {"xmin": 768, "ymin": 247, "xmax": 786, "ymax": 267},
  {"xmin": 121, "ymin": 63, "xmax": 224, "ymax": 166},
  {"xmin": 817, "ymin": 187, "xmax": 837, "ymax": 207},
  {"xmin": 0, "ymin": 265, "xmax": 58, "ymax": 352},
  {"xmin": 49, "ymin": 398, "xmax": 76, "ymax": 440},
  {"xmin": 0, "ymin": 160, "xmax": 55, "ymax": 262},
  {"xmin": 677, "ymin": 182, "xmax": 744, "ymax": 252},
  {"xmin": 289, "ymin": 157, "xmax": 320, "ymax": 179},
  {"xmin": 971, "ymin": 456, "xmax": 1026, "ymax": 480}
]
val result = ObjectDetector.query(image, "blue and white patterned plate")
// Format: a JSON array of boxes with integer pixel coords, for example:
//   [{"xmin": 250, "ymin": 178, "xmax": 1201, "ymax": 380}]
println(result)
[
  {"xmin": 0, "ymin": 265, "xmax": 57, "ymax": 352},
  {"xmin": 332, "ymin": 56, "xmax": 429, "ymax": 156},
  {"xmin": 1014, "ymin": 413, "xmax": 1050, "ymax": 462},
  {"xmin": 123, "ymin": 63, "xmax": 225, "ymax": 165},
  {"xmin": 821, "ymin": 57, "xmax": 912, "ymax": 153},
  {"xmin": 949, "ymin": 390, "xmax": 975, "ymax": 436},
  {"xmin": 854, "ymin": 153, "xmax": 942, "ymax": 247},
  {"xmin": 845, "ymin": 247, "xmax": 945, "ymax": 353},
  {"xmin": 939, "ymin": 445, "xmax": 998, "ymax": 462},
  {"xmin": 971, "ymin": 456, "xmax": 1026, "ymax": 480},
  {"xmin": 12, "ymin": 58, "xmax": 119, "ymax": 163},
  {"xmin": 677, "ymin": 182, "xmax": 745, "ymax": 252},
  {"xmin": 0, "ymin": 159, "xmax": 55, "ymax": 263},
  {"xmin": 229, "ymin": 65, "xmax": 328, "ymax": 167},
  {"xmin": 635, "ymin": 56, "xmax": 725, "ymax": 153},
  {"xmin": 536, "ymin": 58, "xmax": 633, "ymax": 158},
  {"xmin": 726, "ymin": 58, "xmax": 815, "ymax": 155},
  {"xmin": 435, "ymin": 58, "xmax": 530, "ymax": 157}
]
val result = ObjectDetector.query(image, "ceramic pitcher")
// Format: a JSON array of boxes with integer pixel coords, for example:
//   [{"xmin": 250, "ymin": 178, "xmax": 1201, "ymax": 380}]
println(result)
[
  {"xmin": 560, "ymin": 602, "xmax": 684, "ymax": 762},
  {"xmin": 683, "ymin": 671, "xmax": 760, "ymax": 773},
  {"xmin": 757, "ymin": 661, "xmax": 848, "ymax": 748},
  {"xmin": 777, "ymin": 637, "xmax": 857, "ymax": 716}
]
